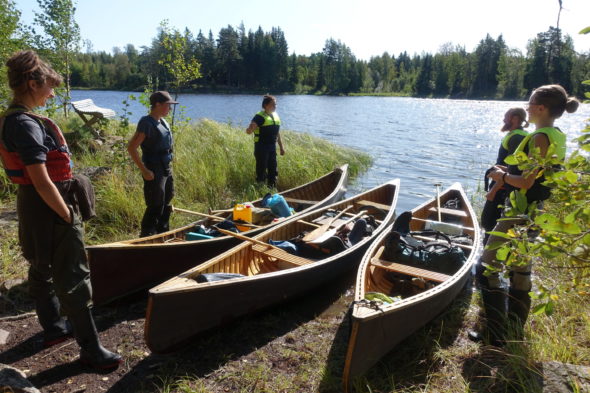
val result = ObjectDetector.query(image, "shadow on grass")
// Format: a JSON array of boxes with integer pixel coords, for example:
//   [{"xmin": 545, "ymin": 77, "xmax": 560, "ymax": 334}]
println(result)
[
  {"xmin": 319, "ymin": 284, "xmax": 474, "ymax": 393},
  {"xmin": 461, "ymin": 336, "xmax": 542, "ymax": 392},
  {"xmin": 105, "ymin": 271, "xmax": 357, "ymax": 393}
]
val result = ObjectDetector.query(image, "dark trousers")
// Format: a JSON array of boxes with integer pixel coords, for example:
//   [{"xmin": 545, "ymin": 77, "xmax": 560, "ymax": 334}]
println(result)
[
  {"xmin": 17, "ymin": 186, "xmax": 92, "ymax": 316},
  {"xmin": 480, "ymin": 188, "xmax": 508, "ymax": 245},
  {"xmin": 254, "ymin": 145, "xmax": 277, "ymax": 187},
  {"xmin": 141, "ymin": 164, "xmax": 174, "ymax": 237}
]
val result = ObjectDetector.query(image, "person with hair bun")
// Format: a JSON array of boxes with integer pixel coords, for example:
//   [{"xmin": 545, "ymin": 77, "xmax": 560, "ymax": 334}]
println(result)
[
  {"xmin": 0, "ymin": 50, "xmax": 122, "ymax": 369},
  {"xmin": 471, "ymin": 84, "xmax": 579, "ymax": 346},
  {"xmin": 245, "ymin": 95, "xmax": 285, "ymax": 188}
]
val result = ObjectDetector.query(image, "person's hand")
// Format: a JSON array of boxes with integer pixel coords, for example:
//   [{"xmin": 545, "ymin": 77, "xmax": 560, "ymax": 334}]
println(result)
[
  {"xmin": 62, "ymin": 210, "xmax": 72, "ymax": 224},
  {"xmin": 488, "ymin": 169, "xmax": 505, "ymax": 183},
  {"xmin": 279, "ymin": 147, "xmax": 285, "ymax": 156},
  {"xmin": 494, "ymin": 164, "xmax": 507, "ymax": 171},
  {"xmin": 486, "ymin": 189, "xmax": 497, "ymax": 201},
  {"xmin": 142, "ymin": 169, "xmax": 155, "ymax": 181}
]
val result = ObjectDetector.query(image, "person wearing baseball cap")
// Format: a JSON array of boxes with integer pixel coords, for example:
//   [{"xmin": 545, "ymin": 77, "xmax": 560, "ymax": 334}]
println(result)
[{"xmin": 127, "ymin": 91, "xmax": 178, "ymax": 237}]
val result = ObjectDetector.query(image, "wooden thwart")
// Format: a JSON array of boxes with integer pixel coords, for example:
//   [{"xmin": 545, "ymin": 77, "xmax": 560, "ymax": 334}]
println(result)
[
  {"xmin": 370, "ymin": 257, "xmax": 451, "ymax": 283},
  {"xmin": 355, "ymin": 200, "xmax": 391, "ymax": 212},
  {"xmin": 284, "ymin": 197, "xmax": 319, "ymax": 205},
  {"xmin": 427, "ymin": 206, "xmax": 468, "ymax": 218}
]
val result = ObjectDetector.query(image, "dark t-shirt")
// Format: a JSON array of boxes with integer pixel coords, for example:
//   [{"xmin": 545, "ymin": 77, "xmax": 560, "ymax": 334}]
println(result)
[{"xmin": 2, "ymin": 108, "xmax": 57, "ymax": 165}]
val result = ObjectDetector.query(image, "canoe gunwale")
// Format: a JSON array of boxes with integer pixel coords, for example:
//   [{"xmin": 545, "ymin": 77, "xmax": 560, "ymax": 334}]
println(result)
[
  {"xmin": 87, "ymin": 164, "xmax": 349, "ymax": 305},
  {"xmin": 150, "ymin": 178, "xmax": 401, "ymax": 294},
  {"xmin": 144, "ymin": 179, "xmax": 401, "ymax": 353},
  {"xmin": 342, "ymin": 182, "xmax": 481, "ymax": 389},
  {"xmin": 86, "ymin": 164, "xmax": 349, "ymax": 250}
]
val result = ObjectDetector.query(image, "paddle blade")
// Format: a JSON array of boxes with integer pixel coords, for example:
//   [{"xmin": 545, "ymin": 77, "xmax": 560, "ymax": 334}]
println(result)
[
  {"xmin": 301, "ymin": 205, "xmax": 353, "ymax": 242},
  {"xmin": 302, "ymin": 222, "xmax": 332, "ymax": 242}
]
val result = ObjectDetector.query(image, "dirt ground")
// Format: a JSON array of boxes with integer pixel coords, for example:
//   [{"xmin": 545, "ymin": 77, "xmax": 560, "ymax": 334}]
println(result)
[
  {"xmin": 0, "ymin": 273, "xmax": 358, "ymax": 393},
  {"xmin": 0, "ymin": 293, "xmax": 154, "ymax": 392}
]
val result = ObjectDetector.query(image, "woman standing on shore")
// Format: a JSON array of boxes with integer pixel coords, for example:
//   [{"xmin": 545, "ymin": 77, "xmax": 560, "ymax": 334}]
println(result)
[
  {"xmin": 0, "ymin": 50, "xmax": 121, "ymax": 369},
  {"xmin": 474, "ymin": 85, "xmax": 579, "ymax": 346},
  {"xmin": 246, "ymin": 95, "xmax": 285, "ymax": 188}
]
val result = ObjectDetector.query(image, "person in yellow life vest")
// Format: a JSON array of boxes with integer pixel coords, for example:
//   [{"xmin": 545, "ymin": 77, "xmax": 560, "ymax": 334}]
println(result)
[
  {"xmin": 481, "ymin": 107, "xmax": 529, "ymax": 244},
  {"xmin": 471, "ymin": 85, "xmax": 579, "ymax": 347},
  {"xmin": 245, "ymin": 95, "xmax": 285, "ymax": 188},
  {"xmin": 0, "ymin": 50, "xmax": 122, "ymax": 369}
]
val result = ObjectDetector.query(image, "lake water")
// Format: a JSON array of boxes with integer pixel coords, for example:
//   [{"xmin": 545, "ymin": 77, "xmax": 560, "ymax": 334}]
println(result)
[{"xmin": 70, "ymin": 90, "xmax": 589, "ymax": 212}]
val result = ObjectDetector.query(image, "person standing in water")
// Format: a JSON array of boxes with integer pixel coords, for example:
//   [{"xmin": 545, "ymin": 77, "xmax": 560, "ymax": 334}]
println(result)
[
  {"xmin": 0, "ymin": 50, "xmax": 121, "ymax": 369},
  {"xmin": 128, "ymin": 91, "xmax": 178, "ymax": 237},
  {"xmin": 245, "ymin": 95, "xmax": 285, "ymax": 188}
]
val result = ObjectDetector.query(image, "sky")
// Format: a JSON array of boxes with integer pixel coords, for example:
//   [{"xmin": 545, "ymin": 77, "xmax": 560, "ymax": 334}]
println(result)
[{"xmin": 14, "ymin": 0, "xmax": 590, "ymax": 60}]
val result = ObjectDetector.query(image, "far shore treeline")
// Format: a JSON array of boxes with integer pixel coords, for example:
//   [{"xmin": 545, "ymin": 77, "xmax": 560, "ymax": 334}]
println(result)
[{"xmin": 1, "ymin": 0, "xmax": 589, "ymax": 107}]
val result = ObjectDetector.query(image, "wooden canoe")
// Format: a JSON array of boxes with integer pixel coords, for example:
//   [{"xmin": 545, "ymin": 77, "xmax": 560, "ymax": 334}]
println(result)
[
  {"xmin": 87, "ymin": 165, "xmax": 349, "ymax": 305},
  {"xmin": 342, "ymin": 182, "xmax": 480, "ymax": 391},
  {"xmin": 144, "ymin": 179, "xmax": 400, "ymax": 354}
]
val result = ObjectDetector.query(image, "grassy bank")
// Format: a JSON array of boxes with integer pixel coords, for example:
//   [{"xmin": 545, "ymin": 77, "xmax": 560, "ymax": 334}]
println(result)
[
  {"xmin": 0, "ymin": 117, "xmax": 588, "ymax": 392},
  {"xmin": 0, "ymin": 115, "xmax": 371, "ymax": 271}
]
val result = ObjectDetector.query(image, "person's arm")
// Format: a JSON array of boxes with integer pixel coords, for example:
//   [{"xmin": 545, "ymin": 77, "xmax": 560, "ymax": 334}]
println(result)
[
  {"xmin": 26, "ymin": 163, "xmax": 72, "ymax": 223},
  {"xmin": 277, "ymin": 133, "xmax": 285, "ymax": 155},
  {"xmin": 489, "ymin": 134, "xmax": 550, "ymax": 190},
  {"xmin": 245, "ymin": 121, "xmax": 258, "ymax": 134},
  {"xmin": 127, "ymin": 131, "xmax": 154, "ymax": 181},
  {"xmin": 485, "ymin": 179, "xmax": 503, "ymax": 201}
]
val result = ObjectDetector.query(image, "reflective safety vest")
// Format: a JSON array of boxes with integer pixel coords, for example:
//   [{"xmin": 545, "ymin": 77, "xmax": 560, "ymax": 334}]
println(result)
[
  {"xmin": 501, "ymin": 128, "xmax": 528, "ymax": 150},
  {"xmin": 497, "ymin": 128, "xmax": 528, "ymax": 165},
  {"xmin": 514, "ymin": 127, "xmax": 566, "ymax": 161},
  {"xmin": 253, "ymin": 111, "xmax": 280, "ymax": 144},
  {"xmin": 513, "ymin": 126, "xmax": 566, "ymax": 203},
  {"xmin": 0, "ymin": 109, "xmax": 72, "ymax": 185}
]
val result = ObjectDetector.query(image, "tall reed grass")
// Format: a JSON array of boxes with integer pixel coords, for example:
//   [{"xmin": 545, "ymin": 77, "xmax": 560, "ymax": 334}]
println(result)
[{"xmin": 72, "ymin": 117, "xmax": 371, "ymax": 243}]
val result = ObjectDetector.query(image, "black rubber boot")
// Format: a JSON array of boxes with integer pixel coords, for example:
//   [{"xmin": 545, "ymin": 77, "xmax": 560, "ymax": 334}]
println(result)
[
  {"xmin": 468, "ymin": 287, "xmax": 507, "ymax": 346},
  {"xmin": 483, "ymin": 288, "xmax": 508, "ymax": 346},
  {"xmin": 508, "ymin": 288, "xmax": 531, "ymax": 341},
  {"xmin": 36, "ymin": 296, "xmax": 72, "ymax": 348},
  {"xmin": 69, "ymin": 308, "xmax": 122, "ymax": 369}
]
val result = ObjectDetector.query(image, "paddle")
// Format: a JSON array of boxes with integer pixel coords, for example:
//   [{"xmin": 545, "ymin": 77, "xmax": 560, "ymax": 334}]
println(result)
[
  {"xmin": 309, "ymin": 210, "xmax": 367, "ymax": 244},
  {"xmin": 301, "ymin": 205, "xmax": 353, "ymax": 242},
  {"xmin": 434, "ymin": 182, "xmax": 442, "ymax": 221},
  {"xmin": 216, "ymin": 228, "xmax": 282, "ymax": 251},
  {"xmin": 173, "ymin": 206, "xmax": 261, "ymax": 228}
]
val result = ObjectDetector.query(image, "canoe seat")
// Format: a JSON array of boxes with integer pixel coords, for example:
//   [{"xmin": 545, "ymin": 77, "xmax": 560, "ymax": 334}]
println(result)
[
  {"xmin": 370, "ymin": 257, "xmax": 451, "ymax": 283},
  {"xmin": 252, "ymin": 244, "xmax": 314, "ymax": 267},
  {"xmin": 284, "ymin": 197, "xmax": 319, "ymax": 205},
  {"xmin": 355, "ymin": 200, "xmax": 391, "ymax": 211},
  {"xmin": 427, "ymin": 206, "xmax": 468, "ymax": 218}
]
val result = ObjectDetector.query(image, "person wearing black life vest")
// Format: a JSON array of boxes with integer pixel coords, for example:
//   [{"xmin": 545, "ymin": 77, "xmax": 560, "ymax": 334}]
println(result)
[
  {"xmin": 0, "ymin": 50, "xmax": 122, "ymax": 369},
  {"xmin": 127, "ymin": 91, "xmax": 177, "ymax": 237},
  {"xmin": 470, "ymin": 85, "xmax": 579, "ymax": 346},
  {"xmin": 245, "ymin": 95, "xmax": 285, "ymax": 188},
  {"xmin": 481, "ymin": 108, "xmax": 529, "ymax": 245}
]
